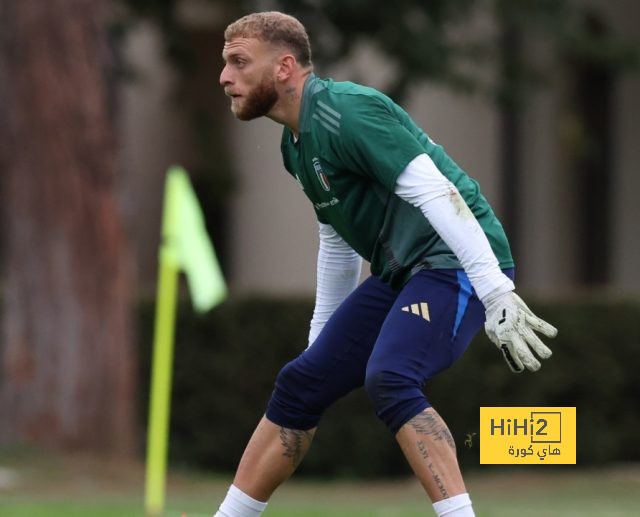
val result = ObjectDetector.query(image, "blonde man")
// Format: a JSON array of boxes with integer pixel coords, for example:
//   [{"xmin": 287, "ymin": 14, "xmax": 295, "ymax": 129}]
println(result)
[{"xmin": 215, "ymin": 11, "xmax": 556, "ymax": 517}]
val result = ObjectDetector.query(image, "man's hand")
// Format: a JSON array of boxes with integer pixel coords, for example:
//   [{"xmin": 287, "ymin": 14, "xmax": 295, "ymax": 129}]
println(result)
[{"xmin": 484, "ymin": 291, "xmax": 558, "ymax": 373}]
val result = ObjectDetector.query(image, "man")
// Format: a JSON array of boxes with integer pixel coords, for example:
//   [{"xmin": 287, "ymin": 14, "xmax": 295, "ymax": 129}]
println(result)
[{"xmin": 216, "ymin": 11, "xmax": 557, "ymax": 517}]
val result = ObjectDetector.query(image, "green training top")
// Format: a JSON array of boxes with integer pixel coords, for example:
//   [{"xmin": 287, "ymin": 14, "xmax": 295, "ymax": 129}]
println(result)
[{"xmin": 280, "ymin": 74, "xmax": 514, "ymax": 290}]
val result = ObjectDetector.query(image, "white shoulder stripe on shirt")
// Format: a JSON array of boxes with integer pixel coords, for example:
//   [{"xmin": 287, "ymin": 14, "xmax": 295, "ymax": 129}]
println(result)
[
  {"xmin": 317, "ymin": 100, "xmax": 342, "ymax": 119},
  {"xmin": 312, "ymin": 113, "xmax": 340, "ymax": 135}
]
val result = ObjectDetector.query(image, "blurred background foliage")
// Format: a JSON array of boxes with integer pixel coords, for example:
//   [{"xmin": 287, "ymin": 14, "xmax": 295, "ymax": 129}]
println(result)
[
  {"xmin": 1, "ymin": 0, "xmax": 639, "ymax": 476},
  {"xmin": 137, "ymin": 296, "xmax": 640, "ymax": 476},
  {"xmin": 116, "ymin": 0, "xmax": 638, "ymax": 101}
]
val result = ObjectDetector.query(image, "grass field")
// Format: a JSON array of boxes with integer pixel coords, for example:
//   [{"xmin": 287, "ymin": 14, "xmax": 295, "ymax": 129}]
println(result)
[{"xmin": 1, "ymin": 450, "xmax": 639, "ymax": 516}]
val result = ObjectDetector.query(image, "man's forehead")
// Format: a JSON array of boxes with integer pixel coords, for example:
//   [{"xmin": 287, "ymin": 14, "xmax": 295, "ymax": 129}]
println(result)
[{"xmin": 222, "ymin": 37, "xmax": 264, "ymax": 58}]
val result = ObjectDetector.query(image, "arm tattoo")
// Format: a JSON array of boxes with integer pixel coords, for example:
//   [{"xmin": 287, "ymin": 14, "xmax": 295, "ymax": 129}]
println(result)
[
  {"xmin": 279, "ymin": 427, "xmax": 313, "ymax": 468},
  {"xmin": 408, "ymin": 410, "xmax": 456, "ymax": 450}
]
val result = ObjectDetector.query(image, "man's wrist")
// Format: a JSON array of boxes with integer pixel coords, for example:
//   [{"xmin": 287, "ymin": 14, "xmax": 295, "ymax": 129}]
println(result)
[{"xmin": 480, "ymin": 279, "xmax": 515, "ymax": 309}]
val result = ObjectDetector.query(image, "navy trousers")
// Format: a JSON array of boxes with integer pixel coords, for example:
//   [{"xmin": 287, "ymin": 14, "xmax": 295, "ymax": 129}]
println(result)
[{"xmin": 266, "ymin": 268, "xmax": 514, "ymax": 434}]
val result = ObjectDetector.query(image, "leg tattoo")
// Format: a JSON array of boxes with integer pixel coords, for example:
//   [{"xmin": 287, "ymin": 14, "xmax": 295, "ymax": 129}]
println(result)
[
  {"xmin": 404, "ymin": 409, "xmax": 460, "ymax": 500},
  {"xmin": 416, "ymin": 439, "xmax": 449, "ymax": 499},
  {"xmin": 278, "ymin": 427, "xmax": 313, "ymax": 468},
  {"xmin": 408, "ymin": 410, "xmax": 456, "ymax": 449}
]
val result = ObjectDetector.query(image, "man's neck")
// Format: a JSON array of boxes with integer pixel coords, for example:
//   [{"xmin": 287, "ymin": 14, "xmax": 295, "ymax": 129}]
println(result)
[{"xmin": 268, "ymin": 70, "xmax": 312, "ymax": 136}]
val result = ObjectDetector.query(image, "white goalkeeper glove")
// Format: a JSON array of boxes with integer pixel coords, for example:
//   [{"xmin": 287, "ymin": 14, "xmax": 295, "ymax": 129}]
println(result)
[{"xmin": 483, "ymin": 291, "xmax": 558, "ymax": 373}]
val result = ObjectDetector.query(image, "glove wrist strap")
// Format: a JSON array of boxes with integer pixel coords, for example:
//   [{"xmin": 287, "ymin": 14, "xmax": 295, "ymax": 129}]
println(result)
[{"xmin": 481, "ymin": 282, "xmax": 515, "ymax": 309}]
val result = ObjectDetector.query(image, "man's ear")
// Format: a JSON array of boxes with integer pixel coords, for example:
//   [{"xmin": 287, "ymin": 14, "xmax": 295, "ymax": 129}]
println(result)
[{"xmin": 276, "ymin": 54, "xmax": 296, "ymax": 82}]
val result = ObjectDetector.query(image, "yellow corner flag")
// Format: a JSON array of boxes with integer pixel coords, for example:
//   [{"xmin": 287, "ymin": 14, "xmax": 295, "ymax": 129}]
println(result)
[
  {"xmin": 162, "ymin": 165, "xmax": 227, "ymax": 312},
  {"xmin": 145, "ymin": 166, "xmax": 227, "ymax": 516}
]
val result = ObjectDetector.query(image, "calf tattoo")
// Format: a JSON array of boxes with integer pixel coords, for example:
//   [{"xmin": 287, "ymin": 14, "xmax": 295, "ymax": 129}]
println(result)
[
  {"xmin": 409, "ymin": 410, "xmax": 456, "ymax": 499},
  {"xmin": 409, "ymin": 410, "xmax": 456, "ymax": 449},
  {"xmin": 417, "ymin": 440, "xmax": 449, "ymax": 499},
  {"xmin": 279, "ymin": 427, "xmax": 313, "ymax": 468}
]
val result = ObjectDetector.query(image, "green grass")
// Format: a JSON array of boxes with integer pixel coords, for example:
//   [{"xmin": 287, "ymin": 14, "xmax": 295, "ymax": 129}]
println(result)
[{"xmin": 1, "ymin": 451, "xmax": 639, "ymax": 516}]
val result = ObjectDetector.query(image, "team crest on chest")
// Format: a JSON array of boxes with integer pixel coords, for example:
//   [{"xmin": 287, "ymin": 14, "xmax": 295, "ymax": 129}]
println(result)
[{"xmin": 312, "ymin": 157, "xmax": 330, "ymax": 191}]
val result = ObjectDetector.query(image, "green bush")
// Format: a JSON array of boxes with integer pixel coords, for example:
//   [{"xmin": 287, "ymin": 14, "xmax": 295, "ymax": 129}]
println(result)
[{"xmin": 137, "ymin": 296, "xmax": 640, "ymax": 477}]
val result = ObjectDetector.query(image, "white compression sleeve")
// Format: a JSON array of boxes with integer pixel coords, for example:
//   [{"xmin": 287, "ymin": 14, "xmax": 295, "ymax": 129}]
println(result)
[
  {"xmin": 394, "ymin": 153, "xmax": 514, "ymax": 303},
  {"xmin": 308, "ymin": 223, "xmax": 362, "ymax": 346}
]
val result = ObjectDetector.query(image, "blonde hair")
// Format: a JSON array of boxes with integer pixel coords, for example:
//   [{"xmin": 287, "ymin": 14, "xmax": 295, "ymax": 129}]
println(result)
[{"xmin": 224, "ymin": 11, "xmax": 312, "ymax": 67}]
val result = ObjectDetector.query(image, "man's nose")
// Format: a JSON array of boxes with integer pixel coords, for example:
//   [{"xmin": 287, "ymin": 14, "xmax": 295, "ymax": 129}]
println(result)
[{"xmin": 219, "ymin": 65, "xmax": 232, "ymax": 86}]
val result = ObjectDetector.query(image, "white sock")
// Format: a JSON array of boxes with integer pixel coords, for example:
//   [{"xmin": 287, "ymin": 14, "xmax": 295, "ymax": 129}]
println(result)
[
  {"xmin": 214, "ymin": 484, "xmax": 268, "ymax": 517},
  {"xmin": 432, "ymin": 493, "xmax": 475, "ymax": 517}
]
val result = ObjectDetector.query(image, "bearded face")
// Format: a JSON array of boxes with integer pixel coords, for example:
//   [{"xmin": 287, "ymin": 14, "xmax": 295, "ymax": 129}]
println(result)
[{"xmin": 231, "ymin": 69, "xmax": 279, "ymax": 121}]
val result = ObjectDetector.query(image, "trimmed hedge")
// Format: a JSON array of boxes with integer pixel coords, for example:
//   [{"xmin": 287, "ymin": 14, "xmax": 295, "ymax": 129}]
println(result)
[{"xmin": 138, "ymin": 296, "xmax": 640, "ymax": 477}]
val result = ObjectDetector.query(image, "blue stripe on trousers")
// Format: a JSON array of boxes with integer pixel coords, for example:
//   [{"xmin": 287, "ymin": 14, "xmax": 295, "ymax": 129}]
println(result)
[{"xmin": 453, "ymin": 270, "xmax": 473, "ymax": 340}]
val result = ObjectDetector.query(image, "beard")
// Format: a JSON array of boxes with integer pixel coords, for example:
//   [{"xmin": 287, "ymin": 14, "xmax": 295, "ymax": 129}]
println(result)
[{"xmin": 233, "ymin": 72, "xmax": 279, "ymax": 121}]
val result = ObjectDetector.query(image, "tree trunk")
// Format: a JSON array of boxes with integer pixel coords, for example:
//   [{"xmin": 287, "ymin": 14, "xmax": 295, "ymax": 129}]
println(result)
[{"xmin": 0, "ymin": 0, "xmax": 136, "ymax": 455}]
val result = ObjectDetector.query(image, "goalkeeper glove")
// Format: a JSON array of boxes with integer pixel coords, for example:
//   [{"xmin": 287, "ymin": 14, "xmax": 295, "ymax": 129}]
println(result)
[{"xmin": 483, "ymin": 291, "xmax": 558, "ymax": 373}]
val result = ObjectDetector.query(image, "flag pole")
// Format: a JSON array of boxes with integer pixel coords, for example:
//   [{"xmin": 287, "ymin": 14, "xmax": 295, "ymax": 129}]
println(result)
[
  {"xmin": 144, "ymin": 171, "xmax": 181, "ymax": 516},
  {"xmin": 144, "ymin": 251, "xmax": 179, "ymax": 516}
]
